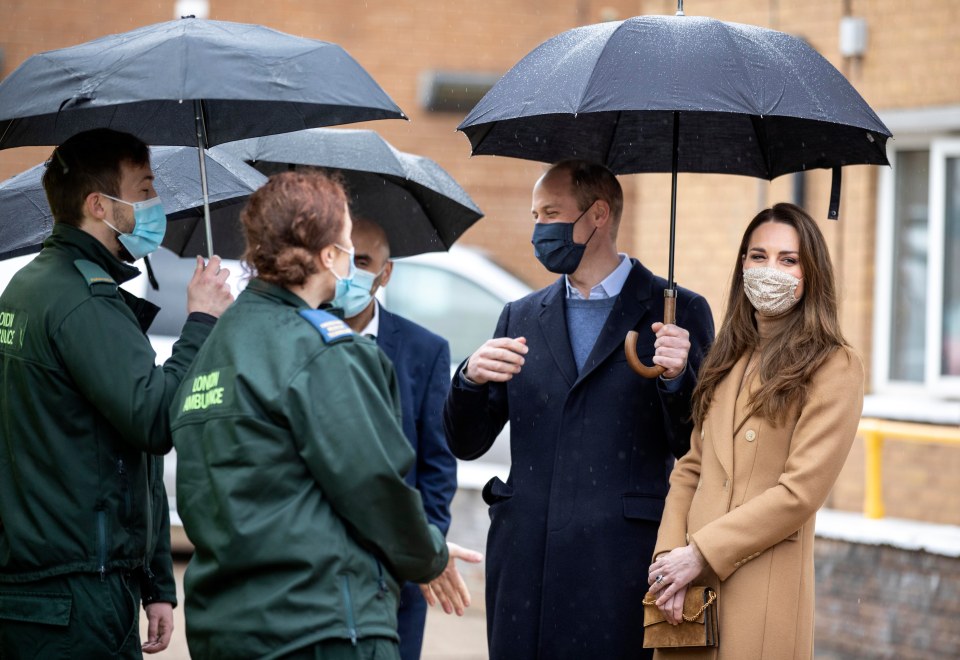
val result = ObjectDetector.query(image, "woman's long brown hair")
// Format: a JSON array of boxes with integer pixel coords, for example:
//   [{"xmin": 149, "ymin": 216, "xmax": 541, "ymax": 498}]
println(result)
[{"xmin": 691, "ymin": 203, "xmax": 848, "ymax": 427}]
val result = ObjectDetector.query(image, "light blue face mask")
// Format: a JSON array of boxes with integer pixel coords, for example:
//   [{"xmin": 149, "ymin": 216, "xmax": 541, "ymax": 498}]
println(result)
[
  {"xmin": 329, "ymin": 244, "xmax": 357, "ymax": 310},
  {"xmin": 101, "ymin": 193, "xmax": 166, "ymax": 260},
  {"xmin": 340, "ymin": 267, "xmax": 385, "ymax": 319}
]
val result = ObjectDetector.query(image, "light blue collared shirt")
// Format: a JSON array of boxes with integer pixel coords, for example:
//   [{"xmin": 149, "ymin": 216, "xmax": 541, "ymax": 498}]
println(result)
[{"xmin": 564, "ymin": 253, "xmax": 632, "ymax": 300}]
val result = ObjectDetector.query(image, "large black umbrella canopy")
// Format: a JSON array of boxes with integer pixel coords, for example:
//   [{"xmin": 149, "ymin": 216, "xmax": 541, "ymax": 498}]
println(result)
[
  {"xmin": 0, "ymin": 146, "xmax": 266, "ymax": 261},
  {"xmin": 0, "ymin": 17, "xmax": 405, "ymax": 255},
  {"xmin": 215, "ymin": 128, "xmax": 483, "ymax": 258},
  {"xmin": 459, "ymin": 14, "xmax": 890, "ymax": 178},
  {"xmin": 458, "ymin": 10, "xmax": 891, "ymax": 377}
]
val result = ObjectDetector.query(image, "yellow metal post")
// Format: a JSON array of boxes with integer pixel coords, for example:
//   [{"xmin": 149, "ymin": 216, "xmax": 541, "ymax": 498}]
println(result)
[{"xmin": 863, "ymin": 429, "xmax": 885, "ymax": 519}]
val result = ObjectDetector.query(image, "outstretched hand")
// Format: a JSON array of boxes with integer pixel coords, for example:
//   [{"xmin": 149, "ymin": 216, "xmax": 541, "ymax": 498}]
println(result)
[{"xmin": 420, "ymin": 542, "xmax": 484, "ymax": 616}]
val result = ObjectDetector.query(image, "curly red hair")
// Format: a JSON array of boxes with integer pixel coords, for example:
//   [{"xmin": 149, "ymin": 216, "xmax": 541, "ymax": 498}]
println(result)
[{"xmin": 241, "ymin": 171, "xmax": 347, "ymax": 288}]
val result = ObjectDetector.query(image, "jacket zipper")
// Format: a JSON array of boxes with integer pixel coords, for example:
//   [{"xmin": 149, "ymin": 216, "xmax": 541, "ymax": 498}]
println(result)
[
  {"xmin": 339, "ymin": 575, "xmax": 358, "ymax": 646},
  {"xmin": 97, "ymin": 509, "xmax": 107, "ymax": 581}
]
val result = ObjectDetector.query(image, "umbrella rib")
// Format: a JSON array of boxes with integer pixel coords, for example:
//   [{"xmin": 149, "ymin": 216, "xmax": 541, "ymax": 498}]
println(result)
[{"xmin": 602, "ymin": 111, "xmax": 623, "ymax": 170}]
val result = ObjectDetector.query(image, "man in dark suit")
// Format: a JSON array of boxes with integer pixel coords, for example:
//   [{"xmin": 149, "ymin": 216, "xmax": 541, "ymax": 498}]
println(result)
[
  {"xmin": 343, "ymin": 217, "xmax": 471, "ymax": 660},
  {"xmin": 443, "ymin": 160, "xmax": 715, "ymax": 659}
]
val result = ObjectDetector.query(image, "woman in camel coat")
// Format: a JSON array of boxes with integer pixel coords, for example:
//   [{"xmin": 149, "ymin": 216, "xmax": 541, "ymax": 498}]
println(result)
[{"xmin": 646, "ymin": 203, "xmax": 864, "ymax": 659}]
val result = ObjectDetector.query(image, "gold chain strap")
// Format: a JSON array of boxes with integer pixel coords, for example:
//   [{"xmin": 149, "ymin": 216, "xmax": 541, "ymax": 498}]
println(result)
[{"xmin": 642, "ymin": 590, "xmax": 716, "ymax": 622}]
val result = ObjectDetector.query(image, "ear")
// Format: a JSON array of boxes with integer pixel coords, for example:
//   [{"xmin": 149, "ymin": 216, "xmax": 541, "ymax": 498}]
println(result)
[
  {"xmin": 318, "ymin": 244, "xmax": 338, "ymax": 270},
  {"xmin": 378, "ymin": 260, "xmax": 394, "ymax": 288},
  {"xmin": 83, "ymin": 192, "xmax": 108, "ymax": 221},
  {"xmin": 592, "ymin": 199, "xmax": 611, "ymax": 227}
]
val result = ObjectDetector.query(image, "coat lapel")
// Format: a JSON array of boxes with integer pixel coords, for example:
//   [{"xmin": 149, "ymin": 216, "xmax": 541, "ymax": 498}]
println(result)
[
  {"xmin": 707, "ymin": 353, "xmax": 752, "ymax": 479},
  {"xmin": 538, "ymin": 279, "xmax": 578, "ymax": 389},
  {"xmin": 574, "ymin": 260, "xmax": 657, "ymax": 386},
  {"xmin": 375, "ymin": 303, "xmax": 401, "ymax": 359}
]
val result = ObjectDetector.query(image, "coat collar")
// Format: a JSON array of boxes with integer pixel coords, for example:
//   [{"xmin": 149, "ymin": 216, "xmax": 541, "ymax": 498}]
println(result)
[
  {"xmin": 538, "ymin": 259, "xmax": 661, "ymax": 388},
  {"xmin": 46, "ymin": 223, "xmax": 141, "ymax": 285},
  {"xmin": 245, "ymin": 278, "xmax": 312, "ymax": 309}
]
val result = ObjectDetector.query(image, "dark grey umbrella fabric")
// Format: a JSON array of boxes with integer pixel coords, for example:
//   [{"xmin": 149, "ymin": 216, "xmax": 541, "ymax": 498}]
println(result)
[
  {"xmin": 459, "ymin": 15, "xmax": 891, "ymax": 178},
  {"xmin": 0, "ymin": 17, "xmax": 405, "ymax": 149},
  {"xmin": 0, "ymin": 146, "xmax": 265, "ymax": 260},
  {"xmin": 215, "ymin": 129, "xmax": 483, "ymax": 258}
]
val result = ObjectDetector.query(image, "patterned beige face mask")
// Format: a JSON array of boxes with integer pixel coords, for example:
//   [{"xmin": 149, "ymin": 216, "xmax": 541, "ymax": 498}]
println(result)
[{"xmin": 742, "ymin": 267, "xmax": 802, "ymax": 316}]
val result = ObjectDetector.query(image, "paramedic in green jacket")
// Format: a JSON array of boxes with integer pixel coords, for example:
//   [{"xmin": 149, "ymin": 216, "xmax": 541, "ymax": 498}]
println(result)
[
  {"xmin": 172, "ymin": 171, "xmax": 480, "ymax": 660},
  {"xmin": 0, "ymin": 129, "xmax": 233, "ymax": 658}
]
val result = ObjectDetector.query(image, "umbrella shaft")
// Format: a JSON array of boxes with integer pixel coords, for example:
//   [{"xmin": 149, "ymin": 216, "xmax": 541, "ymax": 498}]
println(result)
[
  {"xmin": 668, "ymin": 111, "xmax": 679, "ymax": 290},
  {"xmin": 194, "ymin": 100, "xmax": 214, "ymax": 257}
]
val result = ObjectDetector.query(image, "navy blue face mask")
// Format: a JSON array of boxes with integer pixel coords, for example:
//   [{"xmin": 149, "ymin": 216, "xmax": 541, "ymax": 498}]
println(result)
[{"xmin": 530, "ymin": 202, "xmax": 597, "ymax": 274}]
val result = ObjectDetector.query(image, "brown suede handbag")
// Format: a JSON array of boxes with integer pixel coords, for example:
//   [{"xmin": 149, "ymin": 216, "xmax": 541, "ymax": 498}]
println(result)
[{"xmin": 641, "ymin": 586, "xmax": 718, "ymax": 648}]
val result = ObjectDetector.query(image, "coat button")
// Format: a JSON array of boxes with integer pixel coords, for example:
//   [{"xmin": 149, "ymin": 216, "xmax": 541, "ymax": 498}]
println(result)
[{"xmin": 745, "ymin": 429, "xmax": 756, "ymax": 442}]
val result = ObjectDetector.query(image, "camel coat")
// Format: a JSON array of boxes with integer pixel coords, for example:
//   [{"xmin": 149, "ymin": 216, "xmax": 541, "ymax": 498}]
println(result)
[{"xmin": 653, "ymin": 343, "xmax": 864, "ymax": 659}]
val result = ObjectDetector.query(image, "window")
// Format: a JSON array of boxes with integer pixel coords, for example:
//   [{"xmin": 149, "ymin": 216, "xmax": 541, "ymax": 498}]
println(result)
[
  {"xmin": 386, "ymin": 262, "xmax": 506, "ymax": 366},
  {"xmin": 876, "ymin": 140, "xmax": 960, "ymax": 394}
]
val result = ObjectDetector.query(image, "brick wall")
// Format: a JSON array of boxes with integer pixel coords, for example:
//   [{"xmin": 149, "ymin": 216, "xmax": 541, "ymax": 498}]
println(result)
[
  {"xmin": 828, "ymin": 435, "xmax": 960, "ymax": 526},
  {"xmin": 814, "ymin": 538, "xmax": 960, "ymax": 659}
]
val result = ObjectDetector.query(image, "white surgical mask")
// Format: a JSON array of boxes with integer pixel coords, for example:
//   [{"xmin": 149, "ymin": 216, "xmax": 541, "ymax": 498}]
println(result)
[{"xmin": 742, "ymin": 267, "xmax": 802, "ymax": 316}]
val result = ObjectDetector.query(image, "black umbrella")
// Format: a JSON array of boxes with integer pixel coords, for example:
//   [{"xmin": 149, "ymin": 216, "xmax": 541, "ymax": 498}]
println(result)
[
  {"xmin": 458, "ymin": 6, "xmax": 891, "ymax": 376},
  {"xmin": 0, "ymin": 17, "xmax": 404, "ymax": 255},
  {"xmin": 0, "ymin": 146, "xmax": 265, "ymax": 261},
  {"xmin": 215, "ymin": 128, "xmax": 483, "ymax": 258}
]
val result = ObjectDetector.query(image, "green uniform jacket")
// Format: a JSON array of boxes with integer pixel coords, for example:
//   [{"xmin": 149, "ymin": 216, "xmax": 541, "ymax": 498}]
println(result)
[
  {"xmin": 0, "ymin": 224, "xmax": 212, "ymax": 605},
  {"xmin": 171, "ymin": 279, "xmax": 448, "ymax": 660}
]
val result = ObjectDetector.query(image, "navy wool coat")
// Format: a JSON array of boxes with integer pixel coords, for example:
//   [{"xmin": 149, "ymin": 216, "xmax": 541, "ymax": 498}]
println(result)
[{"xmin": 444, "ymin": 261, "xmax": 714, "ymax": 659}]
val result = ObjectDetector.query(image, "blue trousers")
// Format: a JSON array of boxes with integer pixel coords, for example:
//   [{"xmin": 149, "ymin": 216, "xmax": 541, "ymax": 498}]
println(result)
[{"xmin": 397, "ymin": 582, "xmax": 427, "ymax": 660}]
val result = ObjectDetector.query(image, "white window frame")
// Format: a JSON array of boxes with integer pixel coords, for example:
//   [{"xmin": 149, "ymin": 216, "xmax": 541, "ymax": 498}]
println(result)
[
  {"xmin": 873, "ymin": 136, "xmax": 960, "ymax": 397},
  {"xmin": 927, "ymin": 139, "xmax": 960, "ymax": 393}
]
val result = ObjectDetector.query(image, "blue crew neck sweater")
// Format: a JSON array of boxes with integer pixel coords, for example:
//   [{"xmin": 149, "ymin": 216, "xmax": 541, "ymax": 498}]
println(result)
[{"xmin": 565, "ymin": 296, "xmax": 617, "ymax": 372}]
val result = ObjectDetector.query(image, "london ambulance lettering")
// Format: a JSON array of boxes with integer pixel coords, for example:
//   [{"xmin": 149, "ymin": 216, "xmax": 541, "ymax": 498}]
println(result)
[
  {"xmin": 0, "ymin": 309, "xmax": 26, "ymax": 350},
  {"xmin": 181, "ymin": 367, "xmax": 233, "ymax": 413}
]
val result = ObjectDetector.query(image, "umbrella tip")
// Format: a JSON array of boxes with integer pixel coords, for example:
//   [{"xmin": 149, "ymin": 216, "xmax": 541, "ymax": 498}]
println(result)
[{"xmin": 675, "ymin": 0, "xmax": 685, "ymax": 16}]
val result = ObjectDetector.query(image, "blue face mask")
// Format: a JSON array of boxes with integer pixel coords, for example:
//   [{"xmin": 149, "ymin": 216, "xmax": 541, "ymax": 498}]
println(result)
[
  {"xmin": 340, "ymin": 267, "xmax": 384, "ymax": 319},
  {"xmin": 329, "ymin": 244, "xmax": 357, "ymax": 310},
  {"xmin": 101, "ymin": 193, "xmax": 166, "ymax": 260},
  {"xmin": 530, "ymin": 203, "xmax": 597, "ymax": 274}
]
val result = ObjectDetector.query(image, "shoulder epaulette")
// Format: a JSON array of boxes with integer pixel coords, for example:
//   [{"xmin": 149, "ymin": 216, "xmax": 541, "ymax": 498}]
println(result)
[
  {"xmin": 73, "ymin": 259, "xmax": 117, "ymax": 296},
  {"xmin": 298, "ymin": 309, "xmax": 354, "ymax": 345}
]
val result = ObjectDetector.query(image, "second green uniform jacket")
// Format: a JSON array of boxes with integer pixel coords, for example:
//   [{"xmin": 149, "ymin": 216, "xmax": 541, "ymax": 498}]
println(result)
[{"xmin": 171, "ymin": 279, "xmax": 449, "ymax": 660}]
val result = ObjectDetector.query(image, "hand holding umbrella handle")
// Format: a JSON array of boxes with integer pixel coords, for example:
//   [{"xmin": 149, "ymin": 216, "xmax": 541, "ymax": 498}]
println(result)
[{"xmin": 625, "ymin": 290, "xmax": 677, "ymax": 378}]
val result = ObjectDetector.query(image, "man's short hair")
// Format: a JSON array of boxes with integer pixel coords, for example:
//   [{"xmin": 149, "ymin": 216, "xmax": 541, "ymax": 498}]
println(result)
[
  {"xmin": 41, "ymin": 129, "xmax": 150, "ymax": 227},
  {"xmin": 551, "ymin": 160, "xmax": 624, "ymax": 232}
]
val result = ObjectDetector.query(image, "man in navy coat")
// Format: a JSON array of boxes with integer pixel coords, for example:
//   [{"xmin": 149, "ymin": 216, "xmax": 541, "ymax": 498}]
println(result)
[
  {"xmin": 444, "ymin": 160, "xmax": 715, "ymax": 659},
  {"xmin": 343, "ymin": 217, "xmax": 462, "ymax": 660}
]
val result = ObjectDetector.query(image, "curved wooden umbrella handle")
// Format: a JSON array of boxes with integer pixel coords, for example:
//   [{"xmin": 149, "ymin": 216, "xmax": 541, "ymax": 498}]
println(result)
[{"xmin": 625, "ymin": 290, "xmax": 677, "ymax": 378}]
